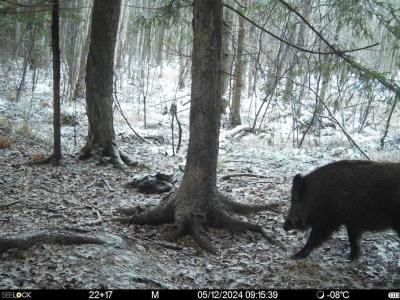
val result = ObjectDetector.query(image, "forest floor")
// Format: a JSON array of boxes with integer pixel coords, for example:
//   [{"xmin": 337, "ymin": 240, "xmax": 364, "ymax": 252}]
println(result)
[{"xmin": 1, "ymin": 74, "xmax": 400, "ymax": 289}]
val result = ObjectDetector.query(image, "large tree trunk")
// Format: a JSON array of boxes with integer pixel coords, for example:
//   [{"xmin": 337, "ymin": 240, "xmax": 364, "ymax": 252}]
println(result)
[
  {"xmin": 81, "ymin": 0, "xmax": 132, "ymax": 167},
  {"xmin": 169, "ymin": 0, "xmax": 224, "ymax": 251},
  {"xmin": 115, "ymin": 0, "xmax": 278, "ymax": 254}
]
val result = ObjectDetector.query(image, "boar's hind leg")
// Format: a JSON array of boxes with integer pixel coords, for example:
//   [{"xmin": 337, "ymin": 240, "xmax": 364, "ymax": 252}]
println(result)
[
  {"xmin": 292, "ymin": 226, "xmax": 335, "ymax": 259},
  {"xmin": 346, "ymin": 226, "xmax": 362, "ymax": 260}
]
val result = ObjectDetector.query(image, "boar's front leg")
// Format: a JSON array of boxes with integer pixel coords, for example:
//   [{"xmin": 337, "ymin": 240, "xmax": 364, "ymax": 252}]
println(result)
[
  {"xmin": 346, "ymin": 225, "xmax": 362, "ymax": 260},
  {"xmin": 292, "ymin": 226, "xmax": 335, "ymax": 259}
]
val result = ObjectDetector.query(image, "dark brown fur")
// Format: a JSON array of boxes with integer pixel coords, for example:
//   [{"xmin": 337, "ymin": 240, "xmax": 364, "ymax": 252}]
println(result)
[{"xmin": 283, "ymin": 160, "xmax": 400, "ymax": 260}]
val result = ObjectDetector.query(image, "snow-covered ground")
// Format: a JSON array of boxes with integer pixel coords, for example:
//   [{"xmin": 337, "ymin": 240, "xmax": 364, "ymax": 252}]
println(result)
[{"xmin": 0, "ymin": 63, "xmax": 400, "ymax": 289}]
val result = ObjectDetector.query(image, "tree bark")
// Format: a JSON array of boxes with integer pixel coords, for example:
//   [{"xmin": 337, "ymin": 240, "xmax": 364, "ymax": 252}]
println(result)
[
  {"xmin": 229, "ymin": 6, "xmax": 246, "ymax": 128},
  {"xmin": 72, "ymin": 0, "xmax": 92, "ymax": 100},
  {"xmin": 169, "ymin": 0, "xmax": 224, "ymax": 252},
  {"xmin": 177, "ymin": 24, "xmax": 189, "ymax": 89},
  {"xmin": 81, "ymin": 0, "xmax": 132, "ymax": 167},
  {"xmin": 27, "ymin": 0, "xmax": 62, "ymax": 166},
  {"xmin": 51, "ymin": 0, "xmax": 61, "ymax": 161},
  {"xmin": 73, "ymin": 25, "xmax": 91, "ymax": 100}
]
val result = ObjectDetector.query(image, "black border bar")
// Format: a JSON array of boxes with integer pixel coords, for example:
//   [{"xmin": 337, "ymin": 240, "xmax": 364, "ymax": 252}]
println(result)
[{"xmin": 0, "ymin": 289, "xmax": 398, "ymax": 300}]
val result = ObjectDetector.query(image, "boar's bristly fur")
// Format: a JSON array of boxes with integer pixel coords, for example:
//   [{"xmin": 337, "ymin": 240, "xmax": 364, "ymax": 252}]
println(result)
[{"xmin": 284, "ymin": 160, "xmax": 400, "ymax": 260}]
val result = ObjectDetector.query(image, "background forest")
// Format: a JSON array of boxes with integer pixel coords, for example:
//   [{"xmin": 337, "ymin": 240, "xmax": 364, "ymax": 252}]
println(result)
[{"xmin": 0, "ymin": 0, "xmax": 400, "ymax": 289}]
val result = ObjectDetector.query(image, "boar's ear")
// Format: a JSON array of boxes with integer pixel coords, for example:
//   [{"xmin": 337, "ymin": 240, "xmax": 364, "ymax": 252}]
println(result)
[
  {"xmin": 293, "ymin": 174, "xmax": 302, "ymax": 185},
  {"xmin": 291, "ymin": 174, "xmax": 304, "ymax": 201}
]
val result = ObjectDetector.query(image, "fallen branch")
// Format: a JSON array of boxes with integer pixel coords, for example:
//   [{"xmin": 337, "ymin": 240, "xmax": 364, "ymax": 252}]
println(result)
[
  {"xmin": 221, "ymin": 173, "xmax": 276, "ymax": 180},
  {"xmin": 154, "ymin": 241, "xmax": 183, "ymax": 251},
  {"xmin": 101, "ymin": 177, "xmax": 114, "ymax": 192},
  {"xmin": 86, "ymin": 178, "xmax": 98, "ymax": 189},
  {"xmin": 68, "ymin": 191, "xmax": 103, "ymax": 226},
  {"xmin": 225, "ymin": 125, "xmax": 253, "ymax": 138},
  {"xmin": 224, "ymin": 160, "xmax": 255, "ymax": 164},
  {"xmin": 241, "ymin": 181, "xmax": 283, "ymax": 186},
  {"xmin": 84, "ymin": 206, "xmax": 102, "ymax": 226}
]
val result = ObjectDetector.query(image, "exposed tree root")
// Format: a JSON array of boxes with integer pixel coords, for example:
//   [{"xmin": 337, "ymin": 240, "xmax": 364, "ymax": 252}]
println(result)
[
  {"xmin": 115, "ymin": 192, "xmax": 280, "ymax": 253},
  {"xmin": 117, "ymin": 206, "xmax": 144, "ymax": 216},
  {"xmin": 116, "ymin": 192, "xmax": 280, "ymax": 217},
  {"xmin": 0, "ymin": 233, "xmax": 106, "ymax": 252},
  {"xmin": 113, "ymin": 195, "xmax": 174, "ymax": 225},
  {"xmin": 80, "ymin": 144, "xmax": 136, "ymax": 169},
  {"xmin": 119, "ymin": 150, "xmax": 137, "ymax": 166},
  {"xmin": 187, "ymin": 221, "xmax": 216, "ymax": 254},
  {"xmin": 217, "ymin": 193, "xmax": 280, "ymax": 215},
  {"xmin": 208, "ymin": 209, "xmax": 280, "ymax": 246},
  {"xmin": 79, "ymin": 141, "xmax": 93, "ymax": 160}
]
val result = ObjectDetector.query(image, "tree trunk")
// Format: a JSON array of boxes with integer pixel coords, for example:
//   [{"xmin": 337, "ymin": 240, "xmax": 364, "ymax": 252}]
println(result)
[
  {"xmin": 115, "ymin": 0, "xmax": 129, "ymax": 70},
  {"xmin": 178, "ymin": 24, "xmax": 187, "ymax": 89},
  {"xmin": 229, "ymin": 8, "xmax": 246, "ymax": 128},
  {"xmin": 170, "ymin": 0, "xmax": 224, "ymax": 250},
  {"xmin": 51, "ymin": 0, "xmax": 61, "ymax": 161},
  {"xmin": 70, "ymin": 0, "xmax": 92, "ymax": 100},
  {"xmin": 115, "ymin": 0, "xmax": 278, "ymax": 254},
  {"xmin": 73, "ymin": 24, "xmax": 91, "ymax": 100},
  {"xmin": 16, "ymin": 27, "xmax": 36, "ymax": 102},
  {"xmin": 81, "ymin": 0, "xmax": 132, "ymax": 167},
  {"xmin": 28, "ymin": 0, "xmax": 62, "ymax": 166},
  {"xmin": 155, "ymin": 20, "xmax": 166, "ymax": 68},
  {"xmin": 221, "ymin": 7, "xmax": 233, "ymax": 98}
]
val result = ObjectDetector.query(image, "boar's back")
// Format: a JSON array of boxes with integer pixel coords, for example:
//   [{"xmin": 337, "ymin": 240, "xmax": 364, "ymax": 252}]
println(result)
[{"xmin": 299, "ymin": 160, "xmax": 400, "ymax": 231}]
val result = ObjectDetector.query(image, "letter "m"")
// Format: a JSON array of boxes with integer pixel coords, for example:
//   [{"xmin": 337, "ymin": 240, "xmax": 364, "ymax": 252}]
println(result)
[{"xmin": 151, "ymin": 291, "xmax": 159, "ymax": 299}]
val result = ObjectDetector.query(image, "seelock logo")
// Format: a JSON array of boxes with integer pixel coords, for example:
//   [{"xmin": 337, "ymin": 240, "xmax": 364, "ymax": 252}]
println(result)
[{"xmin": 1, "ymin": 292, "xmax": 32, "ymax": 299}]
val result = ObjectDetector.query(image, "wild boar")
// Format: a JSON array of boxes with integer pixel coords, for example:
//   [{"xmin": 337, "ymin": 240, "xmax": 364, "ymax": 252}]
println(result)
[{"xmin": 283, "ymin": 160, "xmax": 400, "ymax": 260}]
